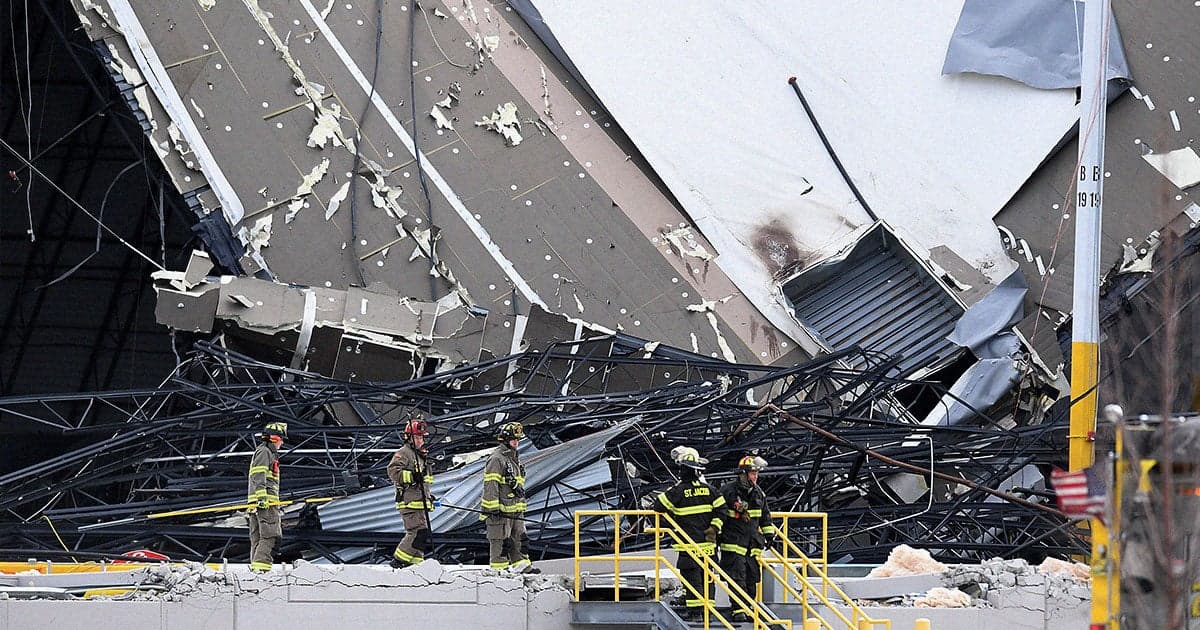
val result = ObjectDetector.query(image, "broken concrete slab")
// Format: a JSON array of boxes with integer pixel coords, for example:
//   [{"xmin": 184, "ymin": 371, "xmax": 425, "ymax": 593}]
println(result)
[{"xmin": 833, "ymin": 573, "xmax": 943, "ymax": 600}]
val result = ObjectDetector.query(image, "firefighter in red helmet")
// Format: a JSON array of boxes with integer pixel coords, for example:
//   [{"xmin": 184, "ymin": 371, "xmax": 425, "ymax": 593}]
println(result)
[
  {"xmin": 247, "ymin": 421, "xmax": 287, "ymax": 572},
  {"xmin": 387, "ymin": 418, "xmax": 435, "ymax": 567}
]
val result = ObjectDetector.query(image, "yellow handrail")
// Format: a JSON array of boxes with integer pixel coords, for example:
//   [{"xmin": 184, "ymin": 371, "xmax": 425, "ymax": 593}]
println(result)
[
  {"xmin": 758, "ymin": 549, "xmax": 824, "ymax": 625},
  {"xmin": 768, "ymin": 533, "xmax": 891, "ymax": 629},
  {"xmin": 574, "ymin": 509, "xmax": 792, "ymax": 630},
  {"xmin": 769, "ymin": 512, "xmax": 829, "ymax": 602}
]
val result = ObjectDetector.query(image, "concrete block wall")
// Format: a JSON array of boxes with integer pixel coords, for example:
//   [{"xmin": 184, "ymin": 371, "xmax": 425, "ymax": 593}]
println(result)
[{"xmin": 1, "ymin": 562, "xmax": 572, "ymax": 630}]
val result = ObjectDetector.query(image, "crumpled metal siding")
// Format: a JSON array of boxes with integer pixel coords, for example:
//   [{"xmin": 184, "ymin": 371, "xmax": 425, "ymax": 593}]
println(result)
[
  {"xmin": 318, "ymin": 423, "xmax": 626, "ymax": 538},
  {"xmin": 782, "ymin": 227, "xmax": 964, "ymax": 376}
]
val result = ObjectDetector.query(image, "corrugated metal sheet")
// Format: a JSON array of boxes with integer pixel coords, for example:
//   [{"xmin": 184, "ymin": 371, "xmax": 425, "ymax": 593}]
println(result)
[
  {"xmin": 318, "ymin": 423, "xmax": 626, "ymax": 541},
  {"xmin": 781, "ymin": 224, "xmax": 965, "ymax": 376}
]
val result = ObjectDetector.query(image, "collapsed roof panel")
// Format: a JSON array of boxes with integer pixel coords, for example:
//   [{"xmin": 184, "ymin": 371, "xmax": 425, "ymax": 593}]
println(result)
[
  {"xmin": 780, "ymin": 223, "xmax": 966, "ymax": 377},
  {"xmin": 519, "ymin": 0, "xmax": 1089, "ymax": 346},
  {"xmin": 73, "ymin": 0, "xmax": 800, "ymax": 368},
  {"xmin": 994, "ymin": 0, "xmax": 1200, "ymax": 363},
  {"xmin": 943, "ymin": 0, "xmax": 1131, "ymax": 89}
]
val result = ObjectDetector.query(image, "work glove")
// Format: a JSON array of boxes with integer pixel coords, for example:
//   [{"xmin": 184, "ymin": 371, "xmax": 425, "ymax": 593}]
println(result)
[
  {"xmin": 704, "ymin": 525, "xmax": 718, "ymax": 544},
  {"xmin": 733, "ymin": 498, "xmax": 749, "ymax": 519},
  {"xmin": 638, "ymin": 494, "xmax": 656, "ymax": 510}
]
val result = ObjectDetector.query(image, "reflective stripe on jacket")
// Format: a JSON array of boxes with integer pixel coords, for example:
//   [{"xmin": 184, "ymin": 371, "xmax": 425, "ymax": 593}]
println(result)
[
  {"xmin": 717, "ymin": 479, "xmax": 773, "ymax": 557},
  {"xmin": 654, "ymin": 479, "xmax": 724, "ymax": 553},
  {"xmin": 247, "ymin": 443, "xmax": 280, "ymax": 505},
  {"xmin": 387, "ymin": 444, "xmax": 433, "ymax": 511},
  {"xmin": 481, "ymin": 443, "xmax": 526, "ymax": 517}
]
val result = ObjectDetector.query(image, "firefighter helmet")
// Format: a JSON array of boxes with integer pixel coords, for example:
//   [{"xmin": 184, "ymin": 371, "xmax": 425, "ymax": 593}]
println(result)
[
  {"xmin": 403, "ymin": 419, "xmax": 429, "ymax": 438},
  {"xmin": 497, "ymin": 421, "xmax": 525, "ymax": 442},
  {"xmin": 738, "ymin": 455, "xmax": 768, "ymax": 472},
  {"xmin": 262, "ymin": 421, "xmax": 288, "ymax": 439},
  {"xmin": 670, "ymin": 446, "xmax": 707, "ymax": 470}
]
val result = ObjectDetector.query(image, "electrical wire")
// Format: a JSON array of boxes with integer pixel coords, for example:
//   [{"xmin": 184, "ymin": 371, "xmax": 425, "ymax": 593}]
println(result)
[
  {"xmin": 0, "ymin": 137, "xmax": 164, "ymax": 270},
  {"xmin": 343, "ymin": 0, "xmax": 385, "ymax": 287},
  {"xmin": 41, "ymin": 516, "xmax": 76, "ymax": 561},
  {"xmin": 24, "ymin": 0, "xmax": 35, "ymax": 242},
  {"xmin": 409, "ymin": 0, "xmax": 439, "ymax": 300},
  {"xmin": 786, "ymin": 76, "xmax": 878, "ymax": 223},
  {"xmin": 419, "ymin": 2, "xmax": 471, "ymax": 70},
  {"xmin": 36, "ymin": 158, "xmax": 146, "ymax": 290}
]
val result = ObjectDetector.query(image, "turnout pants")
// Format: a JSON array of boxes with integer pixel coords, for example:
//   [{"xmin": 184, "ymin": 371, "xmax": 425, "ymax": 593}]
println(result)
[
  {"xmin": 393, "ymin": 509, "xmax": 431, "ymax": 565},
  {"xmin": 719, "ymin": 551, "xmax": 761, "ymax": 613},
  {"xmin": 485, "ymin": 514, "xmax": 528, "ymax": 570},
  {"xmin": 677, "ymin": 551, "xmax": 715, "ymax": 609},
  {"xmin": 248, "ymin": 506, "xmax": 281, "ymax": 571}
]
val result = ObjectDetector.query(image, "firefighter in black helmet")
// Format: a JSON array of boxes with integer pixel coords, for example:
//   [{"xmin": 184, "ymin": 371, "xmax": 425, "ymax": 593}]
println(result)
[
  {"xmin": 247, "ymin": 421, "xmax": 287, "ymax": 572},
  {"xmin": 387, "ymin": 418, "xmax": 434, "ymax": 568},
  {"xmin": 480, "ymin": 421, "xmax": 537, "ymax": 573}
]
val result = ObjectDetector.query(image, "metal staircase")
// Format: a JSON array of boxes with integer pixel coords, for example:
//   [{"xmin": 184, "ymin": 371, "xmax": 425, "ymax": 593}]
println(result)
[{"xmin": 570, "ymin": 510, "xmax": 896, "ymax": 630}]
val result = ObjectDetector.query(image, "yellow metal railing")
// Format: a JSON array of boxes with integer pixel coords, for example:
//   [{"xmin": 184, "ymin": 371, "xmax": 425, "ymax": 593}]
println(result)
[
  {"xmin": 769, "ymin": 512, "xmax": 829, "ymax": 602},
  {"xmin": 573, "ymin": 509, "xmax": 792, "ymax": 630},
  {"xmin": 764, "ymin": 531, "xmax": 891, "ymax": 629}
]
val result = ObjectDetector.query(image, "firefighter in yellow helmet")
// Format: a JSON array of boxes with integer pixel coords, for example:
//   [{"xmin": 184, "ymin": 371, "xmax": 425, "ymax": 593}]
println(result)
[
  {"xmin": 717, "ymin": 454, "xmax": 773, "ymax": 622},
  {"xmin": 653, "ymin": 446, "xmax": 724, "ymax": 620},
  {"xmin": 480, "ymin": 421, "xmax": 538, "ymax": 573},
  {"xmin": 387, "ymin": 418, "xmax": 434, "ymax": 568},
  {"xmin": 247, "ymin": 421, "xmax": 287, "ymax": 572}
]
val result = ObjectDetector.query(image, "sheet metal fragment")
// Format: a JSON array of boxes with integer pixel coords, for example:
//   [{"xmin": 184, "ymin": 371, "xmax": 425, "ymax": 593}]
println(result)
[
  {"xmin": 325, "ymin": 181, "xmax": 351, "ymax": 220},
  {"xmin": 686, "ymin": 296, "xmax": 736, "ymax": 362},
  {"xmin": 430, "ymin": 106, "xmax": 454, "ymax": 130},
  {"xmin": 662, "ymin": 226, "xmax": 714, "ymax": 261},
  {"xmin": 1143, "ymin": 147, "xmax": 1200, "ymax": 189}
]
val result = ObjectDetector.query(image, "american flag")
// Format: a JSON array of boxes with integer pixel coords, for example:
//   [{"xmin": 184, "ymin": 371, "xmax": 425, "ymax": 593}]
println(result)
[{"xmin": 1050, "ymin": 465, "xmax": 1108, "ymax": 522}]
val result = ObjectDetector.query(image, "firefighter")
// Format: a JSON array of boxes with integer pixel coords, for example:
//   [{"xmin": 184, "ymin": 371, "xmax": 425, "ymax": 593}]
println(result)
[
  {"xmin": 480, "ymin": 421, "xmax": 537, "ymax": 573},
  {"xmin": 717, "ymin": 455, "xmax": 774, "ymax": 622},
  {"xmin": 653, "ymin": 446, "xmax": 725, "ymax": 620},
  {"xmin": 247, "ymin": 421, "xmax": 287, "ymax": 572},
  {"xmin": 387, "ymin": 419, "xmax": 434, "ymax": 568}
]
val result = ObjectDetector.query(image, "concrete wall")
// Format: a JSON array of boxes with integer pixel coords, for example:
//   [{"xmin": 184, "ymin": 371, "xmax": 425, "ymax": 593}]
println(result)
[
  {"xmin": 1, "ymin": 562, "xmax": 571, "ymax": 630},
  {"xmin": 795, "ymin": 598, "xmax": 1090, "ymax": 630}
]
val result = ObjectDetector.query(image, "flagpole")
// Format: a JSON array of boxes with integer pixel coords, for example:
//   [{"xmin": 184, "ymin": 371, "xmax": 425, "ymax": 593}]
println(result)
[
  {"xmin": 1069, "ymin": 0, "xmax": 1110, "ymax": 473},
  {"xmin": 1072, "ymin": 1, "xmax": 1114, "ymax": 626}
]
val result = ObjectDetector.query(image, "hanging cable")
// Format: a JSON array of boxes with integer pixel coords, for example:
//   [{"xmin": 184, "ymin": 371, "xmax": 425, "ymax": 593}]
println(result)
[
  {"xmin": 786, "ymin": 76, "xmax": 879, "ymax": 222},
  {"xmin": 343, "ymin": 0, "xmax": 385, "ymax": 287},
  {"xmin": 36, "ymin": 158, "xmax": 146, "ymax": 290},
  {"xmin": 409, "ymin": 0, "xmax": 439, "ymax": 300},
  {"xmin": 0, "ymin": 137, "xmax": 164, "ymax": 270}
]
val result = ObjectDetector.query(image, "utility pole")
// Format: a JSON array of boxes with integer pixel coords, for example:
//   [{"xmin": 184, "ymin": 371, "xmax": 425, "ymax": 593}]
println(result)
[
  {"xmin": 1070, "ymin": 0, "xmax": 1110, "ymax": 472},
  {"xmin": 1073, "ymin": 1, "xmax": 1114, "ymax": 628}
]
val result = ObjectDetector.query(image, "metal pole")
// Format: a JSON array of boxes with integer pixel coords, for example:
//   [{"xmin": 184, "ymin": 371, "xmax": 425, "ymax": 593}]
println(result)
[
  {"xmin": 1069, "ymin": 0, "xmax": 1110, "ymax": 472},
  {"xmin": 1073, "ymin": 2, "xmax": 1114, "ymax": 629}
]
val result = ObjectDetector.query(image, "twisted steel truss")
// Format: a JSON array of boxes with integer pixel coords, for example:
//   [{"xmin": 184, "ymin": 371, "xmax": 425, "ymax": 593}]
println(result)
[{"xmin": 0, "ymin": 337, "xmax": 1083, "ymax": 565}]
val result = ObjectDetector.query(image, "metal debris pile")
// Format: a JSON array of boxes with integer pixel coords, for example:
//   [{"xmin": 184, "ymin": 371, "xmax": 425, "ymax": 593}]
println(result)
[{"xmin": 0, "ymin": 337, "xmax": 1082, "ymax": 566}]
